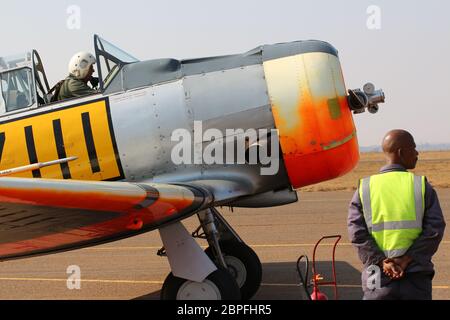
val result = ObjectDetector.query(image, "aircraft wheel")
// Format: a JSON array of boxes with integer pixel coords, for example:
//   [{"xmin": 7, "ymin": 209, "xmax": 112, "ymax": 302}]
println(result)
[
  {"xmin": 205, "ymin": 240, "xmax": 262, "ymax": 300},
  {"xmin": 160, "ymin": 268, "xmax": 241, "ymax": 300}
]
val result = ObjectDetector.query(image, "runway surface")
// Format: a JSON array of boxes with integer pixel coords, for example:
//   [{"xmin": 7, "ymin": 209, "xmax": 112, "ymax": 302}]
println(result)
[{"xmin": 0, "ymin": 189, "xmax": 448, "ymax": 300}]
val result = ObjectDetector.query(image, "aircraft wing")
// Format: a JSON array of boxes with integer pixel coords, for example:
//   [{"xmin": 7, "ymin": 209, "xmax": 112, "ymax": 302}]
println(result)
[{"xmin": 0, "ymin": 177, "xmax": 212, "ymax": 261}]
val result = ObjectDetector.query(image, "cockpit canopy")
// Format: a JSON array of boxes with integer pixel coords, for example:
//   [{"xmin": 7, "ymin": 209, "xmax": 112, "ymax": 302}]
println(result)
[
  {"xmin": 0, "ymin": 52, "xmax": 37, "ymax": 113},
  {"xmin": 94, "ymin": 35, "xmax": 139, "ymax": 91},
  {"xmin": 0, "ymin": 35, "xmax": 138, "ymax": 115}
]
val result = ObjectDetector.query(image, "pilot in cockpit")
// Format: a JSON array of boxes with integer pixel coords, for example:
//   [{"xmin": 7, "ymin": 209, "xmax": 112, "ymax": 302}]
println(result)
[{"xmin": 55, "ymin": 52, "xmax": 99, "ymax": 101}]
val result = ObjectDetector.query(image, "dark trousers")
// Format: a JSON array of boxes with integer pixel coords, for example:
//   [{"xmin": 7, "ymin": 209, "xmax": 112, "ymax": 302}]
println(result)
[{"xmin": 363, "ymin": 271, "xmax": 434, "ymax": 300}]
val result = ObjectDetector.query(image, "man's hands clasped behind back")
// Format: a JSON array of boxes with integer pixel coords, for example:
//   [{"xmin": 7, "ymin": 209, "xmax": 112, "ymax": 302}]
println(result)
[{"xmin": 381, "ymin": 255, "xmax": 413, "ymax": 279}]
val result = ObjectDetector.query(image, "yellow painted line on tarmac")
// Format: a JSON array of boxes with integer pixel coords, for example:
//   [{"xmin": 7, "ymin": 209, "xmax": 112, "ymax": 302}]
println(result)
[
  {"xmin": 252, "ymin": 241, "xmax": 449, "ymax": 248},
  {"xmin": 86, "ymin": 246, "xmax": 165, "ymax": 251},
  {"xmin": 84, "ymin": 244, "xmax": 351, "ymax": 251},
  {"xmin": 261, "ymin": 283, "xmax": 450, "ymax": 290},
  {"xmin": 85, "ymin": 241, "xmax": 450, "ymax": 251},
  {"xmin": 0, "ymin": 277, "xmax": 163, "ymax": 285},
  {"xmin": 432, "ymin": 285, "xmax": 450, "ymax": 289},
  {"xmin": 0, "ymin": 277, "xmax": 447, "ymax": 290},
  {"xmin": 252, "ymin": 243, "xmax": 352, "ymax": 248},
  {"xmin": 84, "ymin": 244, "xmax": 353, "ymax": 251},
  {"xmin": 261, "ymin": 283, "xmax": 362, "ymax": 288}
]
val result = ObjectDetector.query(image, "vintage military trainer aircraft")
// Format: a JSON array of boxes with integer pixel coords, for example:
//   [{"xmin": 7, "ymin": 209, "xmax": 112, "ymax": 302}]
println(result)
[{"xmin": 0, "ymin": 35, "xmax": 384, "ymax": 300}]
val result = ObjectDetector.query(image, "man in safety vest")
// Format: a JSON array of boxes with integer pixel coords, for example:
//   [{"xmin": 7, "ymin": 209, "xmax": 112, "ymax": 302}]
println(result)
[{"xmin": 348, "ymin": 129, "xmax": 445, "ymax": 300}]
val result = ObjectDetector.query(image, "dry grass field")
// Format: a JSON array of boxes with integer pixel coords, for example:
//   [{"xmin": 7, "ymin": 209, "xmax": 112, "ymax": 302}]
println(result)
[{"xmin": 300, "ymin": 151, "xmax": 450, "ymax": 192}]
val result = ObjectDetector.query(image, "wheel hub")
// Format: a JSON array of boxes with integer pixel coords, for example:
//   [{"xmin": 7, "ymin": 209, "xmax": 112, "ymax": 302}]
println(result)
[
  {"xmin": 176, "ymin": 280, "xmax": 222, "ymax": 300},
  {"xmin": 225, "ymin": 256, "xmax": 247, "ymax": 288}
]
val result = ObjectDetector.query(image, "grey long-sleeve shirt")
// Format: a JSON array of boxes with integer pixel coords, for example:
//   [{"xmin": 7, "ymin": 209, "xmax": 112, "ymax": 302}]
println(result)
[{"xmin": 348, "ymin": 164, "xmax": 446, "ymax": 273}]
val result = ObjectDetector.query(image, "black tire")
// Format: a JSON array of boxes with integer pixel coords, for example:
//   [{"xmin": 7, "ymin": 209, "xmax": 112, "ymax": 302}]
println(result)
[
  {"xmin": 160, "ymin": 268, "xmax": 241, "ymax": 300},
  {"xmin": 205, "ymin": 240, "xmax": 262, "ymax": 300}
]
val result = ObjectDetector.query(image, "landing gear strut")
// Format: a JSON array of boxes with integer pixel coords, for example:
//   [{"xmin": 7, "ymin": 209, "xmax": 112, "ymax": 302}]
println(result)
[
  {"xmin": 158, "ymin": 209, "xmax": 241, "ymax": 300},
  {"xmin": 159, "ymin": 207, "xmax": 262, "ymax": 300},
  {"xmin": 196, "ymin": 208, "xmax": 262, "ymax": 300}
]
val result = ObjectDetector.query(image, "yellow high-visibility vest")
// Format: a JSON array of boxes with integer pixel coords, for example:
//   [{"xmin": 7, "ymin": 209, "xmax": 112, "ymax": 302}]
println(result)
[{"xmin": 359, "ymin": 171, "xmax": 425, "ymax": 258}]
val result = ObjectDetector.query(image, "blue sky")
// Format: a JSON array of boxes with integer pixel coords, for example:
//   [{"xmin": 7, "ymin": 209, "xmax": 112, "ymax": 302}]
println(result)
[{"xmin": 1, "ymin": 0, "xmax": 449, "ymax": 146}]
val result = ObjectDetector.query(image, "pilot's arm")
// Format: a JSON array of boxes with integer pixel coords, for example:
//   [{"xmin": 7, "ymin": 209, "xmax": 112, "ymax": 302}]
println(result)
[{"xmin": 66, "ymin": 78, "xmax": 97, "ymax": 97}]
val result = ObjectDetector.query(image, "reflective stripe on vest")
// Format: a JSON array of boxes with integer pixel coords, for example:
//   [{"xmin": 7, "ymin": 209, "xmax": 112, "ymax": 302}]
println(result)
[{"xmin": 359, "ymin": 172, "xmax": 425, "ymax": 258}]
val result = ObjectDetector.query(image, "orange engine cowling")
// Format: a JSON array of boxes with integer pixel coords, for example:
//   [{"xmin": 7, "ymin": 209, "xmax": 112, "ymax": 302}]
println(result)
[{"xmin": 263, "ymin": 47, "xmax": 359, "ymax": 189}]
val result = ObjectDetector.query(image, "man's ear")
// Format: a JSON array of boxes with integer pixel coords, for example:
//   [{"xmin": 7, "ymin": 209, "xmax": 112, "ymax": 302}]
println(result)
[{"xmin": 397, "ymin": 148, "xmax": 404, "ymax": 162}]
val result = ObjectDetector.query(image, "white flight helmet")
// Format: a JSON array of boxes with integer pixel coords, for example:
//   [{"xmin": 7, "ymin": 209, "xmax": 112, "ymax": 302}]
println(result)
[{"xmin": 68, "ymin": 51, "xmax": 96, "ymax": 79}]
